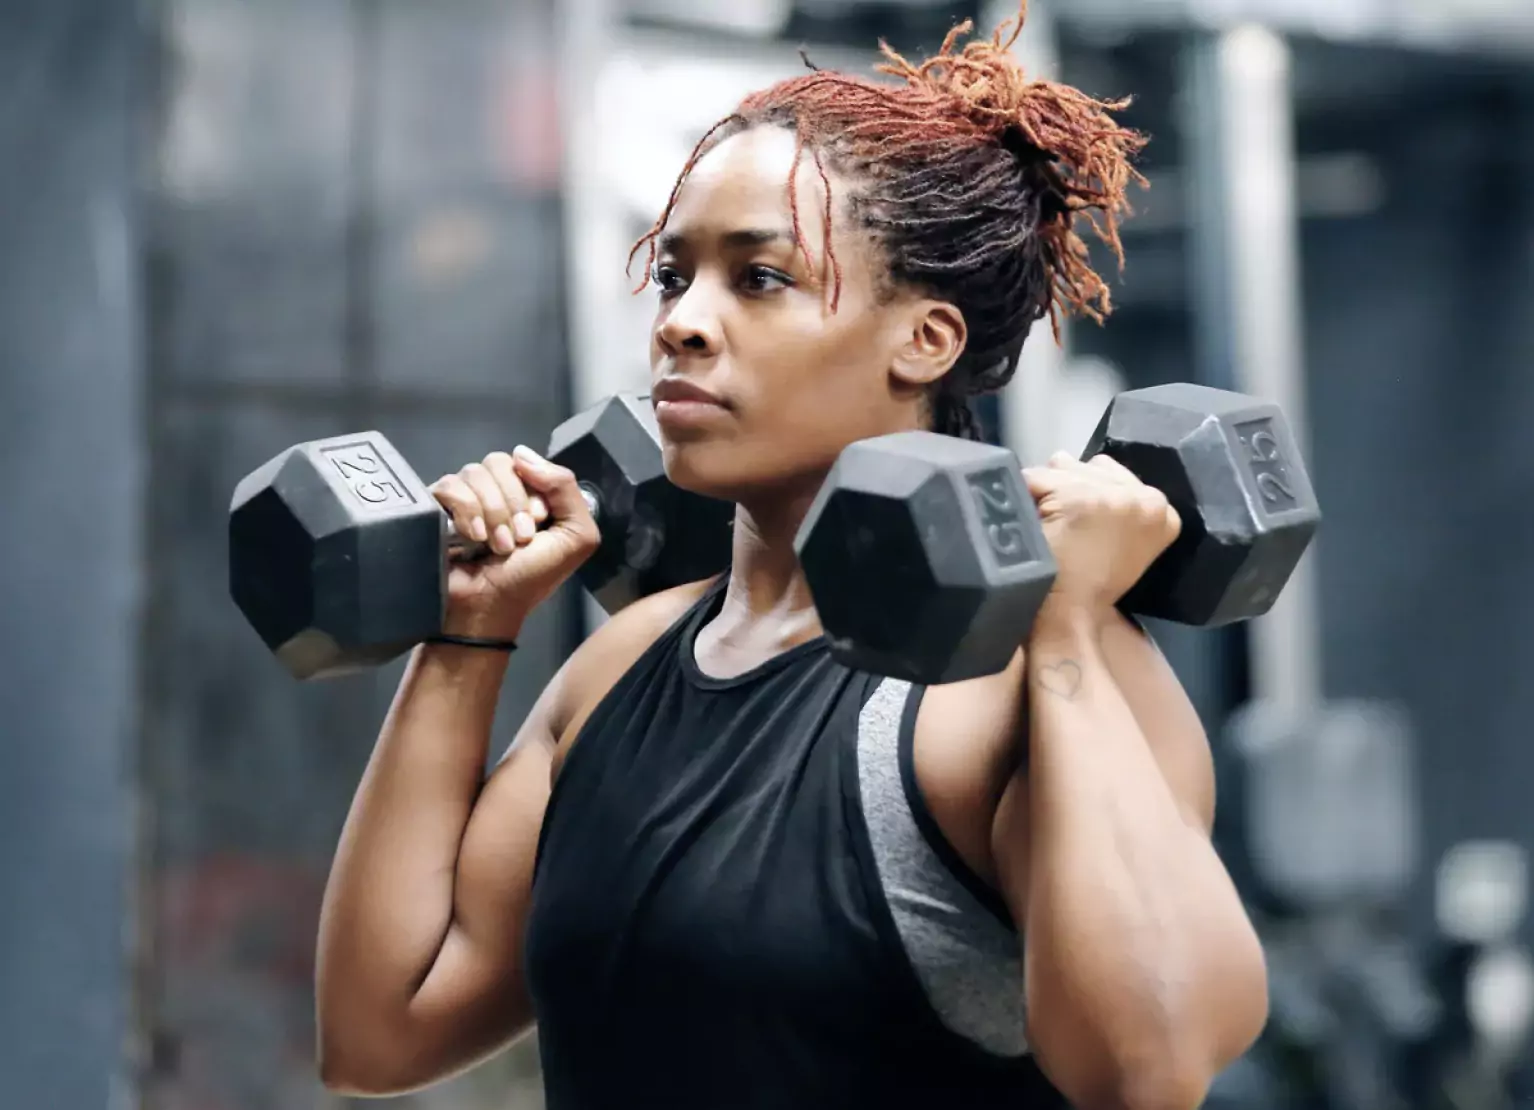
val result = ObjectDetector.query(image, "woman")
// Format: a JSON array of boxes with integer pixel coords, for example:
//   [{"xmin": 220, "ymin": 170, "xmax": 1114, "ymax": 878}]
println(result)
[{"xmin": 314, "ymin": 7, "xmax": 1269, "ymax": 1108}]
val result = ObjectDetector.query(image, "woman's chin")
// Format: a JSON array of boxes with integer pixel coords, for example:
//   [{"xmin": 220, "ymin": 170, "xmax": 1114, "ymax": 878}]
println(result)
[{"xmin": 661, "ymin": 441, "xmax": 754, "ymax": 505}]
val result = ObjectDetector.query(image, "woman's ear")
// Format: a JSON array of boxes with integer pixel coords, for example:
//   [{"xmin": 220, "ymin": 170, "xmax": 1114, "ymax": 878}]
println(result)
[{"xmin": 889, "ymin": 300, "xmax": 967, "ymax": 388}]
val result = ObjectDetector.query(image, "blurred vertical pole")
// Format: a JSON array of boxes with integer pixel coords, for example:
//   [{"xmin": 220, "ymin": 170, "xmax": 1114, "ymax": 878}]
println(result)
[
  {"xmin": 987, "ymin": 0, "xmax": 1070, "ymax": 465},
  {"xmin": 1180, "ymin": 25, "xmax": 1322, "ymax": 715},
  {"xmin": 0, "ymin": 1, "xmax": 142, "ymax": 1106},
  {"xmin": 345, "ymin": 0, "xmax": 380, "ymax": 421},
  {"xmin": 556, "ymin": 0, "xmax": 625, "ymax": 638},
  {"xmin": 556, "ymin": 0, "xmax": 621, "ymax": 416}
]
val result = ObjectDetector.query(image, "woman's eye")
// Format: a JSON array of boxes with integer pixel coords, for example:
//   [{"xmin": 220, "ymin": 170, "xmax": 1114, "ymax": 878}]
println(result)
[
  {"xmin": 742, "ymin": 265, "xmax": 792, "ymax": 294},
  {"xmin": 652, "ymin": 265, "xmax": 686, "ymax": 295}
]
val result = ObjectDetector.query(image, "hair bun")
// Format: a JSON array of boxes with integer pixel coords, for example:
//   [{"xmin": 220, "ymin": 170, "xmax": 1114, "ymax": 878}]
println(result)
[{"xmin": 875, "ymin": 3, "xmax": 1149, "ymax": 332}]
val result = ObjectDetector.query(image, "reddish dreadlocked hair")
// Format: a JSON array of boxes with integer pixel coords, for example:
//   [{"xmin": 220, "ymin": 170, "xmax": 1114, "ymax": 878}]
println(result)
[{"xmin": 628, "ymin": 0, "xmax": 1148, "ymax": 441}]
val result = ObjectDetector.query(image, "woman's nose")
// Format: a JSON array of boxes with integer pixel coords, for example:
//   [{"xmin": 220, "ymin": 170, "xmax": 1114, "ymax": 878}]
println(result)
[{"xmin": 656, "ymin": 284, "xmax": 723, "ymax": 357}]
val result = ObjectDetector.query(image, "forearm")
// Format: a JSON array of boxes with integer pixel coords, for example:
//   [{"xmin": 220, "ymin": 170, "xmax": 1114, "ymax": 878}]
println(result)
[
  {"xmin": 1021, "ymin": 605, "xmax": 1261, "ymax": 1104},
  {"xmin": 316, "ymin": 641, "xmax": 512, "ymax": 1023}
]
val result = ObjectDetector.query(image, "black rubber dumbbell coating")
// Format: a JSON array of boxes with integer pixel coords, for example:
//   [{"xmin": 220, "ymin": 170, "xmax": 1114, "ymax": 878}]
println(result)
[
  {"xmin": 1081, "ymin": 383, "xmax": 1321, "ymax": 627},
  {"xmin": 549, "ymin": 393, "xmax": 733, "ymax": 614},
  {"xmin": 795, "ymin": 432, "xmax": 1056, "ymax": 685},
  {"xmin": 229, "ymin": 432, "xmax": 449, "ymax": 680},
  {"xmin": 229, "ymin": 393, "xmax": 736, "ymax": 681}
]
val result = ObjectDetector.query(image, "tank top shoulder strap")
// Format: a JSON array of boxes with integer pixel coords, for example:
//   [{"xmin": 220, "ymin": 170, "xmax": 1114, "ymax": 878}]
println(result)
[
  {"xmin": 572, "ymin": 575, "xmax": 726, "ymax": 735},
  {"xmin": 536, "ymin": 578, "xmax": 726, "ymax": 856}
]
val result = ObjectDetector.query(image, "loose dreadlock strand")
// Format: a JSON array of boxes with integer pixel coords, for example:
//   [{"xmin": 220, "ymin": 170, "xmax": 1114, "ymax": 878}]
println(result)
[
  {"xmin": 629, "ymin": 0, "xmax": 1147, "ymax": 416},
  {"xmin": 809, "ymin": 146, "xmax": 842, "ymax": 311},
  {"xmin": 627, "ymin": 113, "xmax": 745, "ymax": 292}
]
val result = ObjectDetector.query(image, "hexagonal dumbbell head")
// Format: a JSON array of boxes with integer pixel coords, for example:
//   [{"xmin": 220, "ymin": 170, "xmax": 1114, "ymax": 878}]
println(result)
[
  {"xmin": 229, "ymin": 432, "xmax": 447, "ymax": 680},
  {"xmin": 547, "ymin": 392, "xmax": 734, "ymax": 614},
  {"xmin": 1082, "ymin": 383, "xmax": 1320, "ymax": 627},
  {"xmin": 795, "ymin": 432, "xmax": 1056, "ymax": 685}
]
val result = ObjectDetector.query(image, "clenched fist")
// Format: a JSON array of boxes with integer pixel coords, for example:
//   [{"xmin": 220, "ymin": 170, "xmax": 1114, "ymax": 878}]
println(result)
[
  {"xmin": 1023, "ymin": 452, "xmax": 1181, "ymax": 616},
  {"xmin": 430, "ymin": 446, "xmax": 600, "ymax": 639}
]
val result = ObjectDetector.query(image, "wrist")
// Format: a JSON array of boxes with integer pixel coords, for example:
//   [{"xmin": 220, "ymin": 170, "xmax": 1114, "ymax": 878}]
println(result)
[
  {"xmin": 1031, "ymin": 597, "xmax": 1112, "ymax": 646},
  {"xmin": 417, "ymin": 636, "xmax": 515, "ymax": 685},
  {"xmin": 422, "ymin": 607, "xmax": 528, "ymax": 675},
  {"xmin": 441, "ymin": 605, "xmax": 530, "ymax": 644}
]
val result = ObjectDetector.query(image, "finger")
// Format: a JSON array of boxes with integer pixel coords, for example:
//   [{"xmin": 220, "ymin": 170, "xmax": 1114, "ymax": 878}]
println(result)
[
  {"xmin": 528, "ymin": 495, "xmax": 550, "ymax": 525},
  {"xmin": 1162, "ymin": 500, "xmax": 1183, "ymax": 541},
  {"xmin": 460, "ymin": 463, "xmax": 516, "ymax": 553},
  {"xmin": 1085, "ymin": 453, "xmax": 1142, "ymax": 486},
  {"xmin": 513, "ymin": 446, "xmax": 595, "ymax": 529},
  {"xmin": 430, "ymin": 474, "xmax": 491, "ymax": 546},
  {"xmin": 1022, "ymin": 465, "xmax": 1084, "ymax": 499},
  {"xmin": 1048, "ymin": 451, "xmax": 1094, "ymax": 472},
  {"xmin": 1141, "ymin": 484, "xmax": 1184, "ymax": 536},
  {"xmin": 482, "ymin": 451, "xmax": 537, "ymax": 545}
]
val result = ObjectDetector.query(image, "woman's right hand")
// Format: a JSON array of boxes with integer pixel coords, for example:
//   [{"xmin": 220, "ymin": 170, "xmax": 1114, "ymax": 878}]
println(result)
[{"xmin": 430, "ymin": 445, "xmax": 600, "ymax": 638}]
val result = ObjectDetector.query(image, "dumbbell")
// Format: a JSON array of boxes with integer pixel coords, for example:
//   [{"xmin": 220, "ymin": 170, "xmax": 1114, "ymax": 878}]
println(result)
[
  {"xmin": 795, "ymin": 382, "xmax": 1321, "ymax": 685},
  {"xmin": 228, "ymin": 393, "xmax": 734, "ymax": 680}
]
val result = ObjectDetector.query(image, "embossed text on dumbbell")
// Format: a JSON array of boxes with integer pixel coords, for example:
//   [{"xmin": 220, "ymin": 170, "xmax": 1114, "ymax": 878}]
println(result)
[
  {"xmin": 1234, "ymin": 418, "xmax": 1299, "ymax": 513},
  {"xmin": 966, "ymin": 467, "xmax": 1034, "ymax": 568},
  {"xmin": 321, "ymin": 442, "xmax": 418, "ymax": 512}
]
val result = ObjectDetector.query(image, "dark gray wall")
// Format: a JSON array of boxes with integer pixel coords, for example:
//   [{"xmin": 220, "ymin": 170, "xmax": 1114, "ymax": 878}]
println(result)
[
  {"xmin": 0, "ymin": 0, "xmax": 142, "ymax": 1106},
  {"xmin": 1297, "ymin": 53, "xmax": 1534, "ymax": 942}
]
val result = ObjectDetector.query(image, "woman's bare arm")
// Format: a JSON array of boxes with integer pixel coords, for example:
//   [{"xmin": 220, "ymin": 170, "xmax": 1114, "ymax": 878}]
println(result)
[
  {"xmin": 314, "ymin": 637, "xmax": 555, "ymax": 1095},
  {"xmin": 314, "ymin": 579, "xmax": 711, "ymax": 1096}
]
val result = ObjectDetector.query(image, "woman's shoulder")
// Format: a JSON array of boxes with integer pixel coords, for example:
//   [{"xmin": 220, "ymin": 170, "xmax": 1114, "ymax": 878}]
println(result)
[{"xmin": 549, "ymin": 576, "xmax": 718, "ymax": 750}]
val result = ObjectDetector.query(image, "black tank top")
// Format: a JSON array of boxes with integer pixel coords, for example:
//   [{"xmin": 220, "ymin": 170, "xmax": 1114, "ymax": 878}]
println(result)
[{"xmin": 524, "ymin": 579, "xmax": 1063, "ymax": 1109}]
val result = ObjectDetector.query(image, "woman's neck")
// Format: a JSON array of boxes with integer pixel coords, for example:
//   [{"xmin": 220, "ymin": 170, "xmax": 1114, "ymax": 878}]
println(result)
[
  {"xmin": 692, "ymin": 488, "xmax": 825, "ymax": 675},
  {"xmin": 727, "ymin": 492, "xmax": 819, "ymax": 618}
]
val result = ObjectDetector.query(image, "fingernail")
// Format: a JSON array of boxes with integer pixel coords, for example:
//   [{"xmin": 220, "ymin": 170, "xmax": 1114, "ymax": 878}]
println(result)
[
  {"xmin": 513, "ymin": 512, "xmax": 536, "ymax": 542},
  {"xmin": 530, "ymin": 496, "xmax": 549, "ymax": 522},
  {"xmin": 513, "ymin": 444, "xmax": 546, "ymax": 466},
  {"xmin": 470, "ymin": 516, "xmax": 488, "ymax": 543},
  {"xmin": 493, "ymin": 524, "xmax": 515, "ymax": 554}
]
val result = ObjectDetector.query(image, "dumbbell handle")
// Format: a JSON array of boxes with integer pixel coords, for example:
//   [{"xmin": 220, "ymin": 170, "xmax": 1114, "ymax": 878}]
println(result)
[{"xmin": 444, "ymin": 483, "xmax": 601, "ymax": 563}]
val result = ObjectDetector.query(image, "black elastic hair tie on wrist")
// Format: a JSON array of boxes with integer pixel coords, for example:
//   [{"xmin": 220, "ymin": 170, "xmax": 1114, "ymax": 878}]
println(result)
[{"xmin": 425, "ymin": 633, "xmax": 519, "ymax": 653}]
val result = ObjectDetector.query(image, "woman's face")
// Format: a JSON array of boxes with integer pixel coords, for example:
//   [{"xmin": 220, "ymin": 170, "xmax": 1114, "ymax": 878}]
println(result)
[{"xmin": 647, "ymin": 125, "xmax": 964, "ymax": 506}]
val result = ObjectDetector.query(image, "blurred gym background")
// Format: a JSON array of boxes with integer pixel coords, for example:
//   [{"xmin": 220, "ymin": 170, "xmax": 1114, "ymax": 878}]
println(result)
[{"xmin": 3, "ymin": 0, "xmax": 1534, "ymax": 1106}]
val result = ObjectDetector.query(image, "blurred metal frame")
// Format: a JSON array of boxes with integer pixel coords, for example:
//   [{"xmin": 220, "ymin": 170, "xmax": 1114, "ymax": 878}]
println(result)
[
  {"xmin": 1180, "ymin": 24, "xmax": 1322, "ymax": 714},
  {"xmin": 555, "ymin": 0, "xmax": 623, "ymax": 417},
  {"xmin": 1061, "ymin": 0, "xmax": 1534, "ymax": 62}
]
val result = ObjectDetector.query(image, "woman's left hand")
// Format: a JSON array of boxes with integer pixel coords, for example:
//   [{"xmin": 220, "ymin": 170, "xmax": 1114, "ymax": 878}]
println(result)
[{"xmin": 1023, "ymin": 452, "xmax": 1182, "ymax": 617}]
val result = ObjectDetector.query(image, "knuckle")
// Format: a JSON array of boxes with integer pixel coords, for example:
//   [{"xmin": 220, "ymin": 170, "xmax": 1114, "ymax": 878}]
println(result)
[
  {"xmin": 431, "ymin": 475, "xmax": 464, "ymax": 502},
  {"xmin": 482, "ymin": 450, "xmax": 513, "ymax": 469},
  {"xmin": 499, "ymin": 475, "xmax": 529, "ymax": 504}
]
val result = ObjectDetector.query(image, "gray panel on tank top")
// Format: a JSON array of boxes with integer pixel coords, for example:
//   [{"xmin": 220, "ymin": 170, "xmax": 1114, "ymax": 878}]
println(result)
[{"xmin": 856, "ymin": 679, "xmax": 1030, "ymax": 1057}]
